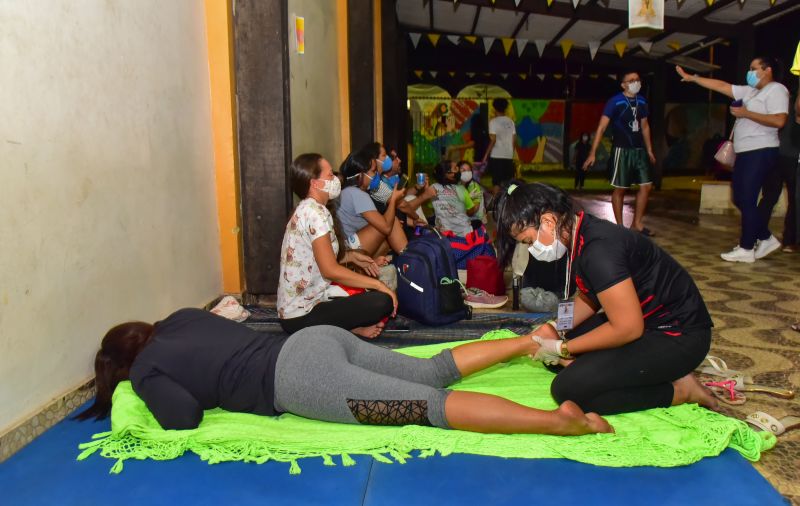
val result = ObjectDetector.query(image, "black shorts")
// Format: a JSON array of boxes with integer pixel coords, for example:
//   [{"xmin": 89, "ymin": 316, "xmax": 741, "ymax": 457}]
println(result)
[{"xmin": 488, "ymin": 158, "xmax": 514, "ymax": 187}]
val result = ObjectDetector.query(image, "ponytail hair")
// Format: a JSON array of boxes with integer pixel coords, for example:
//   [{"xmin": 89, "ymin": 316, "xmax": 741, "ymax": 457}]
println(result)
[{"xmin": 74, "ymin": 321, "xmax": 154, "ymax": 421}]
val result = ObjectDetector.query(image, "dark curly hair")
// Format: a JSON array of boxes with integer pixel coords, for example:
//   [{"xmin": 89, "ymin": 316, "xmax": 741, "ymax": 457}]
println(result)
[{"xmin": 494, "ymin": 181, "xmax": 580, "ymax": 267}]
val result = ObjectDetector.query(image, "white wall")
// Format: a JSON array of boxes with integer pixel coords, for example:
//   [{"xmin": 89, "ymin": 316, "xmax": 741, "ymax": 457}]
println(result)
[
  {"xmin": 0, "ymin": 1, "xmax": 222, "ymax": 432},
  {"xmin": 288, "ymin": 0, "xmax": 347, "ymax": 168}
]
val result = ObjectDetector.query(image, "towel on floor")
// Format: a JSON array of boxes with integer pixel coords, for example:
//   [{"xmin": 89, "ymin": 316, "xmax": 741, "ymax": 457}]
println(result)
[{"xmin": 77, "ymin": 330, "xmax": 775, "ymax": 474}]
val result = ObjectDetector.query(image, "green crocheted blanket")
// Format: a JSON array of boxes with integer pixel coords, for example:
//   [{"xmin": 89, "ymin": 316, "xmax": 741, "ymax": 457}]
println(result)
[{"xmin": 77, "ymin": 330, "xmax": 775, "ymax": 474}]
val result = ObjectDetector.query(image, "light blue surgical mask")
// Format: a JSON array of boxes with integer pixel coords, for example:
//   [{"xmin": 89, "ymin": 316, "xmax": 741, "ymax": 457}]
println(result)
[
  {"xmin": 379, "ymin": 156, "xmax": 393, "ymax": 172},
  {"xmin": 746, "ymin": 70, "xmax": 760, "ymax": 88},
  {"xmin": 365, "ymin": 172, "xmax": 381, "ymax": 191}
]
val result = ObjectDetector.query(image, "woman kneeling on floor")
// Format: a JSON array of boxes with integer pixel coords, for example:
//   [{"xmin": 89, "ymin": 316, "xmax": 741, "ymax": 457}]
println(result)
[
  {"xmin": 77, "ymin": 308, "xmax": 612, "ymax": 436},
  {"xmin": 494, "ymin": 182, "xmax": 718, "ymax": 415},
  {"xmin": 277, "ymin": 153, "xmax": 396, "ymax": 338}
]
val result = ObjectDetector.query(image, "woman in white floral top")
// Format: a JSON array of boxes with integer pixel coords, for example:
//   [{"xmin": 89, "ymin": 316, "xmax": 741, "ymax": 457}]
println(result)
[{"xmin": 278, "ymin": 154, "xmax": 397, "ymax": 338}]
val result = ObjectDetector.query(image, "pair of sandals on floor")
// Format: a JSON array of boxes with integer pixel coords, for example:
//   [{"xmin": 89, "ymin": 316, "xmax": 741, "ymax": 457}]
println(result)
[{"xmin": 696, "ymin": 355, "xmax": 798, "ymax": 437}]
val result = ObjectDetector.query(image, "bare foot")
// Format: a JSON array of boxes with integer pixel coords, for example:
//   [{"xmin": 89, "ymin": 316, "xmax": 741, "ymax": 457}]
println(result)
[
  {"xmin": 672, "ymin": 373, "xmax": 719, "ymax": 411},
  {"xmin": 553, "ymin": 400, "xmax": 614, "ymax": 435},
  {"xmin": 352, "ymin": 322, "xmax": 385, "ymax": 339},
  {"xmin": 558, "ymin": 358, "xmax": 575, "ymax": 367}
]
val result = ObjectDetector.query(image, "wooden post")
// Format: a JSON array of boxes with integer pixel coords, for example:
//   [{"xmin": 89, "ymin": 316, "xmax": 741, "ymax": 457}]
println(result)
[{"xmin": 233, "ymin": 0, "xmax": 292, "ymax": 296}]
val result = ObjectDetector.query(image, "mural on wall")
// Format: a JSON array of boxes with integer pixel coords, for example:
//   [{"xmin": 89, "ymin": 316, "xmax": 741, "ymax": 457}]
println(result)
[
  {"xmin": 410, "ymin": 98, "xmax": 566, "ymax": 170},
  {"xmin": 661, "ymin": 103, "xmax": 727, "ymax": 172}
]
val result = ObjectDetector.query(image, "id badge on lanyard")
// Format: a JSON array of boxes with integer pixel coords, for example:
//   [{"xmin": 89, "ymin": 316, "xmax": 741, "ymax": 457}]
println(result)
[
  {"xmin": 556, "ymin": 212, "xmax": 583, "ymax": 331},
  {"xmin": 556, "ymin": 301, "xmax": 575, "ymax": 331}
]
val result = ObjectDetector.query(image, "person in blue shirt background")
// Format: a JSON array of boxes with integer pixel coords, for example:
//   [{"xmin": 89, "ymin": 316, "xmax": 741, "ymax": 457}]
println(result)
[{"xmin": 583, "ymin": 70, "xmax": 657, "ymax": 237}]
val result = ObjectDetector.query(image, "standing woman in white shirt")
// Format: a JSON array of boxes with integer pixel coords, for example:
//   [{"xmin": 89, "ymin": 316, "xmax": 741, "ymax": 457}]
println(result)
[{"xmin": 676, "ymin": 59, "xmax": 789, "ymax": 263}]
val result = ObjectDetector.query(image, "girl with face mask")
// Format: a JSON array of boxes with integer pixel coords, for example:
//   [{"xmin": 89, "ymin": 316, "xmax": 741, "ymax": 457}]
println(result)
[
  {"xmin": 337, "ymin": 151, "xmax": 408, "ymax": 257},
  {"xmin": 676, "ymin": 59, "xmax": 790, "ymax": 263},
  {"xmin": 430, "ymin": 160, "xmax": 480, "ymax": 238},
  {"xmin": 458, "ymin": 160, "xmax": 487, "ymax": 230},
  {"xmin": 494, "ymin": 181, "xmax": 717, "ymax": 416},
  {"xmin": 278, "ymin": 153, "xmax": 397, "ymax": 339}
]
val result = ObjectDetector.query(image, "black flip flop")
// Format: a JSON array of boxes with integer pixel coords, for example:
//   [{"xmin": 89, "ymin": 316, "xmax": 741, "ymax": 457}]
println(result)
[{"xmin": 638, "ymin": 227, "xmax": 656, "ymax": 237}]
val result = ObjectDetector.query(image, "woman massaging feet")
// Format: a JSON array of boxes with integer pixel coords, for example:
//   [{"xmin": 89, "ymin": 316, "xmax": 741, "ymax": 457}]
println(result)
[{"xmin": 494, "ymin": 181, "xmax": 719, "ymax": 415}]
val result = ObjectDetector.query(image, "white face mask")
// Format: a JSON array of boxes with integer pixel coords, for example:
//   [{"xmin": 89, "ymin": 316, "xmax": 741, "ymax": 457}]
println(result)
[
  {"xmin": 627, "ymin": 81, "xmax": 641, "ymax": 94},
  {"xmin": 527, "ymin": 223, "xmax": 567, "ymax": 263},
  {"xmin": 318, "ymin": 176, "xmax": 341, "ymax": 199},
  {"xmin": 460, "ymin": 171, "xmax": 473, "ymax": 183}
]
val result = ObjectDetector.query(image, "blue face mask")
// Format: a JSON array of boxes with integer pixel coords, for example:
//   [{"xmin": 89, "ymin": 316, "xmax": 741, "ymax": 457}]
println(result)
[
  {"xmin": 384, "ymin": 174, "xmax": 400, "ymax": 188},
  {"xmin": 366, "ymin": 172, "xmax": 381, "ymax": 191},
  {"xmin": 379, "ymin": 156, "xmax": 393, "ymax": 173},
  {"xmin": 746, "ymin": 70, "xmax": 760, "ymax": 88}
]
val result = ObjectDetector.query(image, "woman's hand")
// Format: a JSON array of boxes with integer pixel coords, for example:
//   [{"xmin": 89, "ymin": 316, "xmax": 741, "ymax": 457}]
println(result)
[
  {"xmin": 530, "ymin": 336, "xmax": 563, "ymax": 366},
  {"xmin": 376, "ymin": 282, "xmax": 398, "ymax": 317},
  {"xmin": 374, "ymin": 255, "xmax": 390, "ymax": 267},
  {"xmin": 675, "ymin": 65, "xmax": 695, "ymax": 82},
  {"xmin": 349, "ymin": 251, "xmax": 380, "ymax": 277},
  {"xmin": 389, "ymin": 183, "xmax": 406, "ymax": 203},
  {"xmin": 730, "ymin": 106, "xmax": 749, "ymax": 119}
]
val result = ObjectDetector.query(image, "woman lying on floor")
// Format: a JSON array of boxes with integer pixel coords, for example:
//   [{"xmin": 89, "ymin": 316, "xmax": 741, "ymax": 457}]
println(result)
[
  {"xmin": 278, "ymin": 153, "xmax": 396, "ymax": 338},
  {"xmin": 494, "ymin": 182, "xmax": 719, "ymax": 415},
  {"xmin": 76, "ymin": 308, "xmax": 612, "ymax": 435}
]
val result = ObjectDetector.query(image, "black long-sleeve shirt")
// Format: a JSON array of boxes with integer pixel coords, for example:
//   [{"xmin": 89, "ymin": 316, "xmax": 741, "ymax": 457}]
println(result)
[{"xmin": 129, "ymin": 308, "xmax": 288, "ymax": 430}]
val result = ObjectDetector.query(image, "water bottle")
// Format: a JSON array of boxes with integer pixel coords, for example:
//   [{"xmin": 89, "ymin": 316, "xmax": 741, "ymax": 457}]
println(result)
[{"xmin": 512, "ymin": 276, "xmax": 520, "ymax": 310}]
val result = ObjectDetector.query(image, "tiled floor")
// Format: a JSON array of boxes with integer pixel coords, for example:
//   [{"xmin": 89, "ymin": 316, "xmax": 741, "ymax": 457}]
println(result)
[{"xmin": 577, "ymin": 189, "xmax": 800, "ymax": 504}]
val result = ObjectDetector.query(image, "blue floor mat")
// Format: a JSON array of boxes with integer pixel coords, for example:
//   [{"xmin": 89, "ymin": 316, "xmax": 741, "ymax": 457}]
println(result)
[{"xmin": 0, "ymin": 404, "xmax": 786, "ymax": 506}]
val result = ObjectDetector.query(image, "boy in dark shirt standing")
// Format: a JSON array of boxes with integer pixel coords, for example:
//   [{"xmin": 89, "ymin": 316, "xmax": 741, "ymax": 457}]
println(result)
[{"xmin": 583, "ymin": 71, "xmax": 657, "ymax": 236}]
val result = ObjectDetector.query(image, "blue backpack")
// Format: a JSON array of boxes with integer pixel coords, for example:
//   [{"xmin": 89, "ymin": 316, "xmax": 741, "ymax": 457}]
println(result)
[{"xmin": 395, "ymin": 232, "xmax": 471, "ymax": 326}]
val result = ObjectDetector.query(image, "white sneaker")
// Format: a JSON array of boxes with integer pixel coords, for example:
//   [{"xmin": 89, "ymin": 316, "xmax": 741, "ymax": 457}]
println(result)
[
  {"xmin": 720, "ymin": 246, "xmax": 755, "ymax": 263},
  {"xmin": 755, "ymin": 235, "xmax": 781, "ymax": 259}
]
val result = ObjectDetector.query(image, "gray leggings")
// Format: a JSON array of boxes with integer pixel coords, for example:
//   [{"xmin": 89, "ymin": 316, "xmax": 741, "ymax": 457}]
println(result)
[{"xmin": 273, "ymin": 325, "xmax": 461, "ymax": 428}]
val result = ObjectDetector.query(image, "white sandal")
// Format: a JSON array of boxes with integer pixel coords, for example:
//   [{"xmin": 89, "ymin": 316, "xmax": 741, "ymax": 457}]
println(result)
[
  {"xmin": 695, "ymin": 355, "xmax": 753, "ymax": 384},
  {"xmin": 745, "ymin": 411, "xmax": 800, "ymax": 436}
]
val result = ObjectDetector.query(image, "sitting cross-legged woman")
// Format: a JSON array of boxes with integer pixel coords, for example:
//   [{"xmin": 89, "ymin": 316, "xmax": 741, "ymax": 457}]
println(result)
[
  {"xmin": 494, "ymin": 182, "xmax": 719, "ymax": 415},
  {"xmin": 337, "ymin": 152, "xmax": 408, "ymax": 257},
  {"xmin": 278, "ymin": 153, "xmax": 396, "ymax": 339},
  {"xmin": 76, "ymin": 308, "xmax": 613, "ymax": 436}
]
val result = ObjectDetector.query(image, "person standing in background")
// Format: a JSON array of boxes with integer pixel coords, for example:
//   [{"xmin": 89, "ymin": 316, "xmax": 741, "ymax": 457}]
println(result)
[
  {"xmin": 573, "ymin": 133, "xmax": 592, "ymax": 190},
  {"xmin": 756, "ymin": 90, "xmax": 799, "ymax": 253},
  {"xmin": 482, "ymin": 98, "xmax": 517, "ymax": 196},
  {"xmin": 583, "ymin": 71, "xmax": 657, "ymax": 236},
  {"xmin": 676, "ymin": 59, "xmax": 789, "ymax": 263}
]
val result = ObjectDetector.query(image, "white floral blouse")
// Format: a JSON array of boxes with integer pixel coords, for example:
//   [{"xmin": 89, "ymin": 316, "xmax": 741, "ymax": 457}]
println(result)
[{"xmin": 277, "ymin": 198, "xmax": 339, "ymax": 319}]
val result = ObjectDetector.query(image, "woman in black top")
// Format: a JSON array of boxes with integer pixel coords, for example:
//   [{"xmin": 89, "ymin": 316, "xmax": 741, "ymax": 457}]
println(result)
[
  {"xmin": 77, "ymin": 308, "xmax": 612, "ymax": 435},
  {"xmin": 495, "ymin": 182, "xmax": 718, "ymax": 415}
]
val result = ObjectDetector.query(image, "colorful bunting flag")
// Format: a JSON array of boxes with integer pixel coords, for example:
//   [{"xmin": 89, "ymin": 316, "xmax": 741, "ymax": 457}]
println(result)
[
  {"xmin": 447, "ymin": 35, "xmax": 460, "ymax": 46},
  {"xmin": 483, "ymin": 37, "xmax": 496, "ymax": 55},
  {"xmin": 554, "ymin": 74, "xmax": 563, "ymax": 80},
  {"xmin": 560, "ymin": 39, "xmax": 574, "ymax": 58},
  {"xmin": 705, "ymin": 0, "xmax": 714, "ymax": 5},
  {"xmin": 430, "ymin": 71, "xmax": 438, "ymax": 78},
  {"xmin": 588, "ymin": 41, "xmax": 600, "ymax": 61},
  {"xmin": 667, "ymin": 41, "xmax": 681, "ymax": 52},
  {"xmin": 501, "ymin": 38, "xmax": 514, "ymax": 56},
  {"xmin": 537, "ymin": 74, "xmax": 546, "ymax": 81},
  {"xmin": 516, "ymin": 38, "xmax": 529, "ymax": 57},
  {"xmin": 409, "ymin": 33, "xmax": 421, "ymax": 49},
  {"xmin": 448, "ymin": 71, "xmax": 456, "ymax": 77},
  {"xmin": 519, "ymin": 73, "xmax": 527, "ymax": 79},
  {"xmin": 501, "ymin": 73, "xmax": 509, "ymax": 79},
  {"xmin": 464, "ymin": 36, "xmax": 477, "ymax": 44},
  {"xmin": 427, "ymin": 34, "xmax": 441, "ymax": 47},
  {"xmin": 572, "ymin": 0, "xmax": 580, "ymax": 7},
  {"xmin": 534, "ymin": 39, "xmax": 547, "ymax": 57},
  {"xmin": 467, "ymin": 72, "xmax": 476, "ymax": 78},
  {"xmin": 590, "ymin": 74, "xmax": 599, "ymax": 79},
  {"xmin": 639, "ymin": 41, "xmax": 653, "ymax": 54},
  {"xmin": 614, "ymin": 40, "xmax": 627, "ymax": 58},
  {"xmin": 547, "ymin": 0, "xmax": 554, "ymax": 5},
  {"xmin": 414, "ymin": 70, "xmax": 423, "ymax": 79}
]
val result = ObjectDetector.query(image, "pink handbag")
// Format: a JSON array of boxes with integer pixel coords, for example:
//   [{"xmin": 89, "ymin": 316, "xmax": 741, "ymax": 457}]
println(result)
[{"xmin": 714, "ymin": 124, "xmax": 736, "ymax": 170}]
